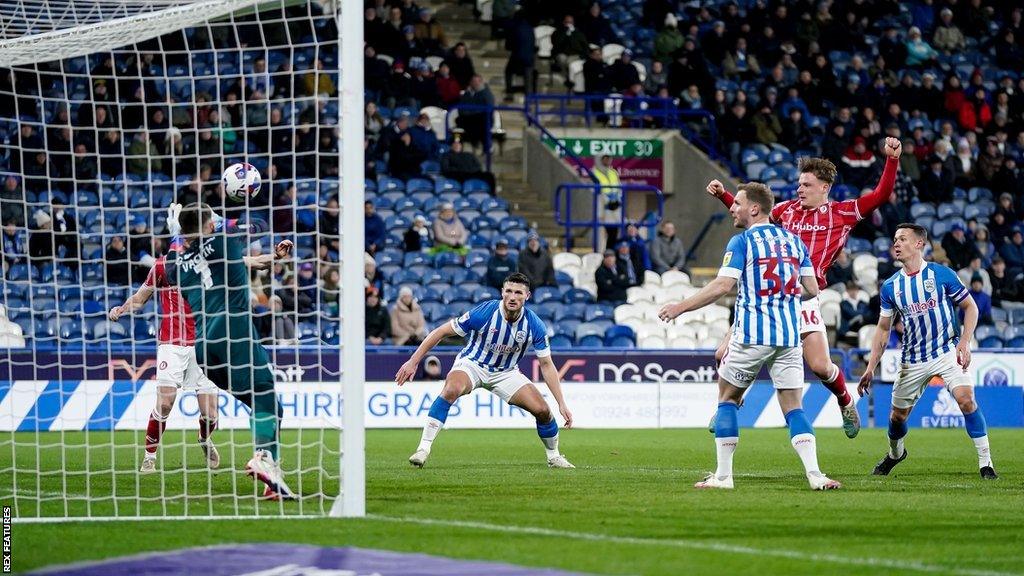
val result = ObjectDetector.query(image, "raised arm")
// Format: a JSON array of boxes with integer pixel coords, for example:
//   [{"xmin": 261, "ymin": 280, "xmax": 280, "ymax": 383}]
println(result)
[
  {"xmin": 706, "ymin": 179, "xmax": 736, "ymax": 208},
  {"xmin": 855, "ymin": 138, "xmax": 901, "ymax": 216},
  {"xmin": 394, "ymin": 321, "xmax": 458, "ymax": 385},
  {"xmin": 657, "ymin": 275, "xmax": 737, "ymax": 321},
  {"xmin": 108, "ymin": 283, "xmax": 156, "ymax": 321}
]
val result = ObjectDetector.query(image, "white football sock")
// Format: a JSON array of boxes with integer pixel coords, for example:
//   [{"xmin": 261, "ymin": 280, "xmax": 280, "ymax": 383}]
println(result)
[
  {"xmin": 791, "ymin": 433, "xmax": 820, "ymax": 474},
  {"xmin": 540, "ymin": 434, "xmax": 560, "ymax": 460},
  {"xmin": 715, "ymin": 437, "xmax": 738, "ymax": 479},
  {"xmin": 889, "ymin": 436, "xmax": 905, "ymax": 459},
  {"xmin": 972, "ymin": 435, "xmax": 992, "ymax": 468},
  {"xmin": 417, "ymin": 417, "xmax": 443, "ymax": 452}
]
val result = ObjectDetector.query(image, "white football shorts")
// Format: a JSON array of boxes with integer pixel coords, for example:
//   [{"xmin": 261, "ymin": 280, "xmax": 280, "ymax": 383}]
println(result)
[
  {"xmin": 156, "ymin": 344, "xmax": 219, "ymax": 394},
  {"xmin": 891, "ymin": 350, "xmax": 971, "ymax": 410},
  {"xmin": 450, "ymin": 357, "xmax": 532, "ymax": 403},
  {"xmin": 719, "ymin": 339, "xmax": 804, "ymax": 390},
  {"xmin": 799, "ymin": 296, "xmax": 827, "ymax": 335}
]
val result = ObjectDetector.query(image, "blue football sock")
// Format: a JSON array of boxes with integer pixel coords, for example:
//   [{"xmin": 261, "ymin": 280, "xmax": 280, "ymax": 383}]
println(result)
[
  {"xmin": 427, "ymin": 396, "xmax": 453, "ymax": 423},
  {"xmin": 715, "ymin": 402, "xmax": 739, "ymax": 438},
  {"xmin": 784, "ymin": 408, "xmax": 814, "ymax": 438},
  {"xmin": 964, "ymin": 408, "xmax": 988, "ymax": 439}
]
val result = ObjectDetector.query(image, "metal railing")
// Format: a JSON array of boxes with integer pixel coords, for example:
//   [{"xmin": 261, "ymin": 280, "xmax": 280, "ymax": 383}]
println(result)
[{"xmin": 554, "ymin": 183, "xmax": 664, "ymax": 250}]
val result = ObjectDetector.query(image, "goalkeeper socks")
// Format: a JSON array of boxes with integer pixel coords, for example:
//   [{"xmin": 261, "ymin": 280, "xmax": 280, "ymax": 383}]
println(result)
[
  {"xmin": 822, "ymin": 364, "xmax": 853, "ymax": 407},
  {"xmin": 785, "ymin": 409, "xmax": 820, "ymax": 474},
  {"xmin": 536, "ymin": 418, "xmax": 560, "ymax": 459},
  {"xmin": 199, "ymin": 415, "xmax": 218, "ymax": 443},
  {"xmin": 251, "ymin": 391, "xmax": 280, "ymax": 461},
  {"xmin": 418, "ymin": 396, "xmax": 453, "ymax": 452},
  {"xmin": 963, "ymin": 408, "xmax": 992, "ymax": 468},
  {"xmin": 145, "ymin": 410, "xmax": 168, "ymax": 455},
  {"xmin": 714, "ymin": 402, "xmax": 739, "ymax": 479},
  {"xmin": 888, "ymin": 419, "xmax": 908, "ymax": 459}
]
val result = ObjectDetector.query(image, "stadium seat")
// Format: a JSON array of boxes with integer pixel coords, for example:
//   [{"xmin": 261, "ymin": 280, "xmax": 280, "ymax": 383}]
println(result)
[
  {"xmin": 937, "ymin": 202, "xmax": 961, "ymax": 220},
  {"xmin": 549, "ymin": 334, "xmax": 573, "ymax": 348},
  {"xmin": 584, "ymin": 304, "xmax": 615, "ymax": 322},
  {"xmin": 463, "ymin": 179, "xmax": 491, "ymax": 194},
  {"xmin": 577, "ymin": 334, "xmax": 604, "ymax": 347},
  {"xmin": 603, "ymin": 325, "xmax": 636, "ymax": 345},
  {"xmin": 975, "ymin": 325, "xmax": 1003, "ymax": 349},
  {"xmin": 533, "ymin": 287, "xmax": 561, "ymax": 304},
  {"xmin": 555, "ymin": 302, "xmax": 588, "ymax": 322},
  {"xmin": 563, "ymin": 288, "xmax": 595, "ymax": 304},
  {"xmin": 1002, "ymin": 325, "xmax": 1024, "ymax": 347},
  {"xmin": 553, "ymin": 252, "xmax": 583, "ymax": 271}
]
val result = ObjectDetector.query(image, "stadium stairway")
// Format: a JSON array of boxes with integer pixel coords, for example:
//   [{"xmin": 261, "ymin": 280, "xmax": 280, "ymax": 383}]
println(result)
[{"xmin": 431, "ymin": 1, "xmax": 575, "ymax": 248}]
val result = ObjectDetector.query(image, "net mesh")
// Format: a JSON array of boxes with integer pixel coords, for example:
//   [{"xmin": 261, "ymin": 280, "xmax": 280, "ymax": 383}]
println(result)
[{"xmin": 0, "ymin": 0, "xmax": 348, "ymax": 519}]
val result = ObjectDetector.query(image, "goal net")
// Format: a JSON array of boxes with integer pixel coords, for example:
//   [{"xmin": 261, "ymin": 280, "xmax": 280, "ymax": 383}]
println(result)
[{"xmin": 0, "ymin": 0, "xmax": 365, "ymax": 520}]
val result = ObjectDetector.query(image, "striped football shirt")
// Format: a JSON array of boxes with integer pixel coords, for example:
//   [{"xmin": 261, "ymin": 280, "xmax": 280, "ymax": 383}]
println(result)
[
  {"xmin": 879, "ymin": 262, "xmax": 970, "ymax": 364},
  {"xmin": 718, "ymin": 222, "xmax": 814, "ymax": 347},
  {"xmin": 450, "ymin": 300, "xmax": 550, "ymax": 372}
]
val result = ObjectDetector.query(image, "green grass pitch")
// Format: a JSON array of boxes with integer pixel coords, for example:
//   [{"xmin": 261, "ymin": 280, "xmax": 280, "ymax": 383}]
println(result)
[{"xmin": 6, "ymin": 428, "xmax": 1024, "ymax": 575}]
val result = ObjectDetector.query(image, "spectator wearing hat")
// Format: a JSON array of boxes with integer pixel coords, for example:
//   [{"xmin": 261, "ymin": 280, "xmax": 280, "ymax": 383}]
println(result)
[
  {"xmin": 391, "ymin": 285, "xmax": 428, "ymax": 346},
  {"xmin": 942, "ymin": 223, "xmax": 981, "ymax": 271},
  {"xmin": 503, "ymin": 9, "xmax": 537, "ymax": 100},
  {"xmin": 395, "ymin": 24, "xmax": 429, "ymax": 64},
  {"xmin": 409, "ymin": 112, "xmax": 440, "ymax": 160},
  {"xmin": 595, "ymin": 249, "xmax": 630, "ymax": 304},
  {"xmin": 904, "ymin": 26, "xmax": 938, "ymax": 68},
  {"xmin": 296, "ymin": 262, "xmax": 317, "ymax": 315},
  {"xmin": 365, "ymin": 287, "xmax": 391, "ymax": 345},
  {"xmin": 365, "ymin": 200, "xmax": 386, "ymax": 254},
  {"xmin": 485, "ymin": 239, "xmax": 517, "ymax": 289},
  {"xmin": 653, "ymin": 13, "xmax": 683, "ymax": 64},
  {"xmin": 722, "ymin": 37, "xmax": 760, "ymax": 81},
  {"xmin": 551, "ymin": 15, "xmax": 589, "ymax": 74},
  {"xmin": 650, "ymin": 221, "xmax": 688, "ymax": 275},
  {"xmin": 752, "ymin": 103, "xmax": 783, "ymax": 145},
  {"xmin": 1, "ymin": 175, "xmax": 25, "ymax": 227},
  {"xmin": 434, "ymin": 62, "xmax": 462, "ymax": 106},
  {"xmin": 609, "ymin": 49, "xmax": 640, "ymax": 92},
  {"xmin": 933, "ymin": 8, "xmax": 966, "ymax": 54},
  {"xmin": 444, "ymin": 42, "xmax": 476, "ymax": 90},
  {"xmin": 517, "ymin": 232, "xmax": 556, "ymax": 288},
  {"xmin": 919, "ymin": 154, "xmax": 955, "ymax": 204},
  {"xmin": 403, "ymin": 215, "xmax": 430, "ymax": 253},
  {"xmin": 582, "ymin": 45, "xmax": 611, "ymax": 119},
  {"xmin": 104, "ymin": 235, "xmax": 130, "ymax": 285},
  {"xmin": 383, "ymin": 60, "xmax": 416, "ymax": 111},
  {"xmin": 364, "ymin": 252, "xmax": 383, "ymax": 295},
  {"xmin": 968, "ymin": 274, "xmax": 994, "ymax": 326},
  {"xmin": 701, "ymin": 20, "xmax": 729, "ymax": 68},
  {"xmin": 413, "ymin": 8, "xmax": 448, "ymax": 55},
  {"xmin": 431, "ymin": 202, "xmax": 469, "ymax": 255},
  {"xmin": 410, "ymin": 62, "xmax": 440, "ymax": 108},
  {"xmin": 840, "ymin": 136, "xmax": 878, "ymax": 189},
  {"xmin": 615, "ymin": 241, "xmax": 640, "ymax": 288},
  {"xmin": 440, "ymin": 140, "xmax": 495, "ymax": 191},
  {"xmin": 958, "ymin": 256, "xmax": 992, "ymax": 295},
  {"xmin": 455, "ymin": 74, "xmax": 494, "ymax": 149},
  {"xmin": 622, "ymin": 223, "xmax": 651, "ymax": 272},
  {"xmin": 580, "ymin": 2, "xmax": 617, "ymax": 47},
  {"xmin": 999, "ymin": 226, "xmax": 1024, "ymax": 277}
]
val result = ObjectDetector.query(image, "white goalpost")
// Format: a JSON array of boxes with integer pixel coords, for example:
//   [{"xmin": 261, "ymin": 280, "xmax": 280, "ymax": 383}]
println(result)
[{"xmin": 0, "ymin": 0, "xmax": 365, "ymax": 520}]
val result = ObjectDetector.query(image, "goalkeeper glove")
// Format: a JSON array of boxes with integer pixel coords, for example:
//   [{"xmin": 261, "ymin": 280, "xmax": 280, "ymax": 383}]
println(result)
[{"xmin": 166, "ymin": 203, "xmax": 183, "ymax": 235}]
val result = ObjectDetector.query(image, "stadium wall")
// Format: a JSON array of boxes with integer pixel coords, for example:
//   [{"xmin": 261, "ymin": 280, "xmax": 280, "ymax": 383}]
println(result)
[{"xmin": 2, "ymin": 350, "xmax": 1021, "ymax": 431}]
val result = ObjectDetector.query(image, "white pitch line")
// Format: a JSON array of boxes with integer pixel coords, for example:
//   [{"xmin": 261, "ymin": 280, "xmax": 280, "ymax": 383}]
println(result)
[{"xmin": 368, "ymin": 515, "xmax": 1021, "ymax": 576}]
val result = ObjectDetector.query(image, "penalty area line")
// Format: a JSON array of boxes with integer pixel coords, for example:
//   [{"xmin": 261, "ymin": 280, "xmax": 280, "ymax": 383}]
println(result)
[{"xmin": 368, "ymin": 515, "xmax": 1020, "ymax": 576}]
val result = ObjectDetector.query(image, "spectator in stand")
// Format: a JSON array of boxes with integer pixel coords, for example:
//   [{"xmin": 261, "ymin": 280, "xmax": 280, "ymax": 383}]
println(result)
[
  {"xmin": 410, "ymin": 62, "xmax": 440, "ymax": 108},
  {"xmin": 320, "ymin": 267, "xmax": 341, "ymax": 318},
  {"xmin": 485, "ymin": 239, "xmax": 517, "ymax": 289},
  {"xmin": 50, "ymin": 201, "xmax": 77, "ymax": 270},
  {"xmin": 72, "ymin": 143, "xmax": 98, "ymax": 182},
  {"xmin": 972, "ymin": 225, "xmax": 997, "ymax": 268},
  {"xmin": 609, "ymin": 50, "xmax": 641, "ymax": 92},
  {"xmin": 933, "ymin": 8, "xmax": 966, "ymax": 54},
  {"xmin": 390, "ymin": 286, "xmax": 427, "ymax": 346},
  {"xmin": 409, "ymin": 112, "xmax": 440, "ymax": 161},
  {"xmin": 781, "ymin": 108, "xmax": 814, "ymax": 151},
  {"xmin": 413, "ymin": 8, "xmax": 448, "ymax": 55},
  {"xmin": 364, "ymin": 101, "xmax": 385, "ymax": 147},
  {"xmin": 270, "ymin": 295, "xmax": 297, "ymax": 345},
  {"xmin": 382, "ymin": 61, "xmax": 415, "ymax": 111},
  {"xmin": 722, "ymin": 37, "xmax": 761, "ymax": 81},
  {"xmin": 653, "ymin": 13, "xmax": 683, "ymax": 64},
  {"xmin": 440, "ymin": 140, "xmax": 495, "ymax": 191},
  {"xmin": 995, "ymin": 29, "xmax": 1024, "ymax": 70},
  {"xmin": 879, "ymin": 193, "xmax": 911, "ymax": 240},
  {"xmin": 504, "ymin": 9, "xmax": 537, "ymax": 100},
  {"xmin": 364, "ymin": 200, "xmax": 386, "ymax": 255},
  {"xmin": 388, "ymin": 131, "xmax": 425, "ymax": 180},
  {"xmin": 104, "ymin": 234, "xmax": 130, "ymax": 285},
  {"xmin": 127, "ymin": 215, "xmax": 154, "ymax": 283},
  {"xmin": 650, "ymin": 221, "xmax": 688, "ymax": 275},
  {"xmin": 752, "ymin": 104, "xmax": 783, "ymax": 145},
  {"xmin": 403, "ymin": 215, "xmax": 430, "ymax": 253},
  {"xmin": 904, "ymin": 26, "xmax": 938, "ymax": 68},
  {"xmin": 968, "ymin": 274, "xmax": 993, "ymax": 326},
  {"xmin": 580, "ymin": 2, "xmax": 617, "ymax": 46},
  {"xmin": 303, "ymin": 58, "xmax": 336, "ymax": 97},
  {"xmin": 839, "ymin": 280, "xmax": 870, "ymax": 344},
  {"xmin": 999, "ymin": 226, "xmax": 1024, "ymax": 277},
  {"xmin": 919, "ymin": 155, "xmax": 955, "ymax": 204},
  {"xmin": 364, "ymin": 252, "xmax": 383, "ymax": 295},
  {"xmin": 644, "ymin": 60, "xmax": 667, "ymax": 95},
  {"xmin": 721, "ymin": 102, "xmax": 756, "ymax": 167},
  {"xmin": 826, "ymin": 249, "xmax": 855, "ymax": 288},
  {"xmin": 364, "ymin": 45, "xmax": 390, "ymax": 99},
  {"xmin": 976, "ymin": 137, "xmax": 1004, "ymax": 186},
  {"xmin": 296, "ymin": 262, "xmax": 318, "ymax": 315},
  {"xmin": 593, "ymin": 154, "xmax": 621, "ymax": 250},
  {"xmin": 1, "ymin": 176, "xmax": 25, "ymax": 227},
  {"xmin": 126, "ymin": 130, "xmax": 159, "ymax": 176},
  {"xmin": 840, "ymin": 136, "xmax": 878, "ymax": 190},
  {"xmin": 455, "ymin": 75, "xmax": 494, "ymax": 149},
  {"xmin": 434, "ymin": 62, "xmax": 462, "ymax": 106},
  {"xmin": 958, "ymin": 256, "xmax": 992, "ymax": 295},
  {"xmin": 622, "ymin": 223, "xmax": 651, "ymax": 272},
  {"xmin": 444, "ymin": 42, "xmax": 476, "ymax": 89},
  {"xmin": 365, "ymin": 287, "xmax": 391, "ymax": 345},
  {"xmin": 582, "ymin": 45, "xmax": 611, "ymax": 120},
  {"xmin": 942, "ymin": 224, "xmax": 981, "ymax": 271},
  {"xmin": 431, "ymin": 202, "xmax": 469, "ymax": 255},
  {"xmin": 595, "ymin": 249, "xmax": 630, "ymax": 304},
  {"xmin": 395, "ymin": 24, "xmax": 429, "ymax": 64},
  {"xmin": 989, "ymin": 257, "xmax": 1019, "ymax": 305},
  {"xmin": 491, "ymin": 0, "xmax": 516, "ymax": 39},
  {"xmin": 1, "ymin": 223, "xmax": 26, "ymax": 268},
  {"xmin": 615, "ymin": 241, "xmax": 641, "ymax": 287},
  {"xmin": 960, "ymin": 87, "xmax": 993, "ymax": 134},
  {"xmin": 517, "ymin": 232, "xmax": 556, "ymax": 289},
  {"xmin": 551, "ymin": 14, "xmax": 589, "ymax": 75},
  {"xmin": 377, "ymin": 7, "xmax": 406, "ymax": 57}
]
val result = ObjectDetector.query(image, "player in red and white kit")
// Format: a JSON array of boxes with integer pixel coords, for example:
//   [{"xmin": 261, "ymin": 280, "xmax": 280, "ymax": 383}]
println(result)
[
  {"xmin": 110, "ymin": 255, "xmax": 221, "ymax": 474},
  {"xmin": 706, "ymin": 137, "xmax": 903, "ymax": 438}
]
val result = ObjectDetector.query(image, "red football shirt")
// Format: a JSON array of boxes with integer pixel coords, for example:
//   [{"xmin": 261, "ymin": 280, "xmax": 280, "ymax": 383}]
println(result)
[
  {"xmin": 144, "ymin": 257, "xmax": 195, "ymax": 346},
  {"xmin": 719, "ymin": 157, "xmax": 899, "ymax": 288}
]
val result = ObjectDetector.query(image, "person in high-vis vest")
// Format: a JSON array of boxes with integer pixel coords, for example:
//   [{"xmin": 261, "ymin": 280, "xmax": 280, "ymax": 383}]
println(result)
[{"xmin": 593, "ymin": 154, "xmax": 622, "ymax": 250}]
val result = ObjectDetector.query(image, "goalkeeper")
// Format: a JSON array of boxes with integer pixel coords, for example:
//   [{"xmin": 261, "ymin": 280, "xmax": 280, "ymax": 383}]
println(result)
[{"xmin": 165, "ymin": 202, "xmax": 295, "ymax": 500}]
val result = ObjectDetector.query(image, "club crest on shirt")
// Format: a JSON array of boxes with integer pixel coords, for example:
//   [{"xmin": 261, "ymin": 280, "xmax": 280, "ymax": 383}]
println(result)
[
  {"xmin": 819, "ymin": 205, "xmax": 828, "ymax": 213},
  {"xmin": 924, "ymin": 279, "xmax": 935, "ymax": 293},
  {"xmin": 514, "ymin": 330, "xmax": 527, "ymax": 343},
  {"xmin": 722, "ymin": 251, "xmax": 732, "ymax": 266}
]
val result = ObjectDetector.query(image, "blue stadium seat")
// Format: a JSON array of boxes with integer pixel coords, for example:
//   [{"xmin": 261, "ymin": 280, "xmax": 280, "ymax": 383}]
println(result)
[
  {"xmin": 533, "ymin": 287, "xmax": 561, "ymax": 304},
  {"xmin": 34, "ymin": 317, "xmax": 59, "ymax": 341},
  {"xmin": 555, "ymin": 302, "xmax": 588, "ymax": 321},
  {"xmin": 574, "ymin": 322, "xmax": 605, "ymax": 342},
  {"xmin": 740, "ymin": 148, "xmax": 766, "ymax": 165},
  {"xmin": 563, "ymin": 288, "xmax": 595, "ymax": 304},
  {"xmin": 434, "ymin": 252, "xmax": 463, "ymax": 268},
  {"xmin": 420, "ymin": 160, "xmax": 441, "ymax": 175},
  {"xmin": 555, "ymin": 271, "xmax": 574, "ymax": 286},
  {"xmin": 976, "ymin": 325, "xmax": 1003, "ymax": 349},
  {"xmin": 392, "ymin": 269, "xmax": 423, "ymax": 285},
  {"xmin": 403, "ymin": 252, "xmax": 433, "ymax": 267},
  {"xmin": 470, "ymin": 216, "xmax": 497, "ymax": 233},
  {"xmin": 442, "ymin": 286, "xmax": 473, "ymax": 305},
  {"xmin": 534, "ymin": 301, "xmax": 561, "ymax": 321},
  {"xmin": 968, "ymin": 187, "xmax": 993, "ymax": 202},
  {"xmin": 604, "ymin": 325, "xmax": 636, "ymax": 345},
  {"xmin": 910, "ymin": 203, "xmax": 936, "ymax": 219},
  {"xmin": 463, "ymin": 179, "xmax": 491, "ymax": 194},
  {"xmin": 474, "ymin": 287, "xmax": 500, "ymax": 302},
  {"xmin": 479, "ymin": 198, "xmax": 509, "ymax": 213},
  {"xmin": 1003, "ymin": 325, "xmax": 1024, "ymax": 348},
  {"xmin": 584, "ymin": 304, "xmax": 615, "ymax": 322},
  {"xmin": 406, "ymin": 178, "xmax": 433, "ymax": 194},
  {"xmin": 846, "ymin": 237, "xmax": 872, "ymax": 255},
  {"xmin": 133, "ymin": 318, "xmax": 157, "ymax": 343},
  {"xmin": 549, "ymin": 334, "xmax": 573, "ymax": 348},
  {"xmin": 377, "ymin": 177, "xmax": 405, "ymax": 192},
  {"xmin": 937, "ymin": 202, "xmax": 961, "ymax": 220},
  {"xmin": 91, "ymin": 319, "xmax": 128, "ymax": 341},
  {"xmin": 321, "ymin": 323, "xmax": 340, "ymax": 345},
  {"xmin": 873, "ymin": 238, "xmax": 892, "ymax": 256},
  {"xmin": 393, "ymin": 197, "xmax": 420, "ymax": 212},
  {"xmin": 577, "ymin": 334, "xmax": 604, "ymax": 347},
  {"xmin": 465, "ymin": 249, "xmax": 490, "ymax": 267},
  {"xmin": 297, "ymin": 322, "xmax": 319, "ymax": 343},
  {"xmin": 498, "ymin": 216, "xmax": 528, "ymax": 233}
]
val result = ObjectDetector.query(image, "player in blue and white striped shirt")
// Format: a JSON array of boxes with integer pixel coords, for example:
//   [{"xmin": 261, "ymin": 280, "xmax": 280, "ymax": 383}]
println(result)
[
  {"xmin": 395, "ymin": 272, "xmax": 575, "ymax": 469},
  {"xmin": 859, "ymin": 223, "xmax": 997, "ymax": 479},
  {"xmin": 659, "ymin": 183, "xmax": 841, "ymax": 490}
]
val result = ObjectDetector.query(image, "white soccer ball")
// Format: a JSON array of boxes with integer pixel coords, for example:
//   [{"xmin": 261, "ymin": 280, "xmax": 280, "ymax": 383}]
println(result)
[{"xmin": 222, "ymin": 162, "xmax": 262, "ymax": 201}]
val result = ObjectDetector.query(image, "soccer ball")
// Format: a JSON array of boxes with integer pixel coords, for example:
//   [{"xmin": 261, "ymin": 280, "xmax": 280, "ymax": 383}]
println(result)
[{"xmin": 222, "ymin": 162, "xmax": 262, "ymax": 201}]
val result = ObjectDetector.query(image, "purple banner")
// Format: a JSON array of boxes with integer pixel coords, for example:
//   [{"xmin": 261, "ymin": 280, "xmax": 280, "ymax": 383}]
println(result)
[
  {"xmin": 28, "ymin": 544, "xmax": 594, "ymax": 576},
  {"xmin": 0, "ymin": 349, "xmax": 829, "ymax": 383}
]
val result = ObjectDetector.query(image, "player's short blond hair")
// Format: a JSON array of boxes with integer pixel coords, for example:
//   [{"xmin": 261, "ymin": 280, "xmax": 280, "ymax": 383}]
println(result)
[
  {"xmin": 798, "ymin": 157, "xmax": 838, "ymax": 184},
  {"xmin": 737, "ymin": 182, "xmax": 774, "ymax": 213}
]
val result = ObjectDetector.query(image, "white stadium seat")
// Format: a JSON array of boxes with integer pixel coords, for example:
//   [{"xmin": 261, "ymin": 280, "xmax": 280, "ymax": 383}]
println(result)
[
  {"xmin": 664, "ymin": 323, "xmax": 698, "ymax": 340},
  {"xmin": 853, "ymin": 254, "xmax": 878, "ymax": 276},
  {"xmin": 818, "ymin": 288, "xmax": 842, "ymax": 305},
  {"xmin": 535, "ymin": 25, "xmax": 555, "ymax": 58},
  {"xmin": 553, "ymin": 252, "xmax": 583, "ymax": 270},
  {"xmin": 669, "ymin": 336, "xmax": 697, "ymax": 349},
  {"xmin": 660, "ymin": 270, "xmax": 690, "ymax": 287},
  {"xmin": 559, "ymin": 264, "xmax": 581, "ymax": 284},
  {"xmin": 858, "ymin": 325, "xmax": 877, "ymax": 349},
  {"xmin": 702, "ymin": 305, "xmax": 731, "ymax": 323},
  {"xmin": 634, "ymin": 323, "xmax": 666, "ymax": 341},
  {"xmin": 643, "ymin": 270, "xmax": 661, "ymax": 286},
  {"xmin": 601, "ymin": 43, "xmax": 625, "ymax": 64},
  {"xmin": 639, "ymin": 335, "xmax": 667, "ymax": 349},
  {"xmin": 614, "ymin": 304, "xmax": 643, "ymax": 324},
  {"xmin": 581, "ymin": 252, "xmax": 603, "ymax": 273},
  {"xmin": 820, "ymin": 300, "xmax": 841, "ymax": 328},
  {"xmin": 627, "ymin": 286, "xmax": 655, "ymax": 304}
]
